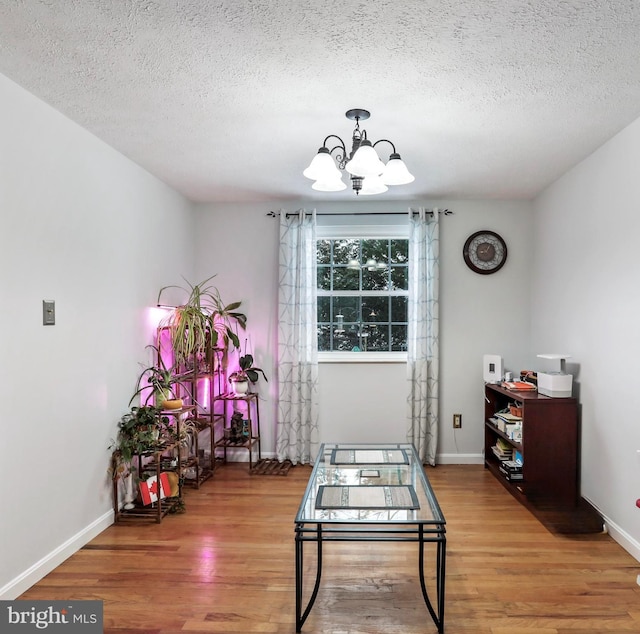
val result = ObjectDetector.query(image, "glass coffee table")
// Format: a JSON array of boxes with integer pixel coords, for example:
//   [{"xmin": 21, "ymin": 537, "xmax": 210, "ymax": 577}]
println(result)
[{"xmin": 294, "ymin": 443, "xmax": 446, "ymax": 632}]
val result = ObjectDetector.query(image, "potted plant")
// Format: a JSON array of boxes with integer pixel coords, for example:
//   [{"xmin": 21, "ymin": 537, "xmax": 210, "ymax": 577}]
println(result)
[
  {"xmin": 129, "ymin": 345, "xmax": 187, "ymax": 409},
  {"xmin": 110, "ymin": 405, "xmax": 180, "ymax": 510},
  {"xmin": 228, "ymin": 353, "xmax": 268, "ymax": 395},
  {"xmin": 110, "ymin": 405, "xmax": 171, "ymax": 474},
  {"xmin": 157, "ymin": 275, "xmax": 247, "ymax": 368}
]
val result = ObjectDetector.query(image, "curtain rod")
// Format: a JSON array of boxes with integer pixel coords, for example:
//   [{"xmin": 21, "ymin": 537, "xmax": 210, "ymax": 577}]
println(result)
[{"xmin": 266, "ymin": 209, "xmax": 453, "ymax": 218}]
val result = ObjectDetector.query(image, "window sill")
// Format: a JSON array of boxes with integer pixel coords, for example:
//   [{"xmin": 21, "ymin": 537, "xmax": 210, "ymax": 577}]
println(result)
[{"xmin": 318, "ymin": 351, "xmax": 407, "ymax": 364}]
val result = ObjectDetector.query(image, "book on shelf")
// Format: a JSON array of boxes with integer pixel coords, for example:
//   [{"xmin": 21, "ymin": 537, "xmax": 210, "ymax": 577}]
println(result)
[
  {"xmin": 499, "ymin": 460, "xmax": 523, "ymax": 481},
  {"xmin": 496, "ymin": 419, "xmax": 521, "ymax": 435},
  {"xmin": 496, "ymin": 438, "xmax": 512, "ymax": 451},
  {"xmin": 502, "ymin": 460, "xmax": 523, "ymax": 471},
  {"xmin": 491, "ymin": 439, "xmax": 514, "ymax": 460},
  {"xmin": 492, "ymin": 447, "xmax": 512, "ymax": 460},
  {"xmin": 495, "ymin": 412, "xmax": 522, "ymax": 422},
  {"xmin": 501, "ymin": 380, "xmax": 537, "ymax": 391},
  {"xmin": 499, "ymin": 464, "xmax": 523, "ymax": 481}
]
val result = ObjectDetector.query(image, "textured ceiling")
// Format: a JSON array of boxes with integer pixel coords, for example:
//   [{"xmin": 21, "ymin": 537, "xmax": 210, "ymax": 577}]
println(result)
[{"xmin": 2, "ymin": 0, "xmax": 640, "ymax": 203}]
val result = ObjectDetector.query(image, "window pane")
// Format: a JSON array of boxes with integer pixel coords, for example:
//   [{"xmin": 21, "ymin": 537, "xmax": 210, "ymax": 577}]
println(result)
[
  {"xmin": 333, "ymin": 295, "xmax": 359, "ymax": 321},
  {"xmin": 391, "ymin": 325, "xmax": 408, "ymax": 351},
  {"xmin": 333, "ymin": 267, "xmax": 360, "ymax": 291},
  {"xmin": 362, "ymin": 239, "xmax": 388, "ymax": 261},
  {"xmin": 317, "ymin": 266, "xmax": 331, "ymax": 290},
  {"xmin": 390, "ymin": 239, "xmax": 408, "ymax": 263},
  {"xmin": 317, "ymin": 296, "xmax": 330, "ymax": 322},
  {"xmin": 391, "ymin": 296, "xmax": 407, "ymax": 322},
  {"xmin": 391, "ymin": 266, "xmax": 408, "ymax": 290},
  {"xmin": 333, "ymin": 239, "xmax": 359, "ymax": 265},
  {"xmin": 317, "ymin": 239, "xmax": 331, "ymax": 265},
  {"xmin": 334, "ymin": 329, "xmax": 360, "ymax": 351},
  {"xmin": 362, "ymin": 268, "xmax": 389, "ymax": 291},
  {"xmin": 366, "ymin": 325, "xmax": 389, "ymax": 352},
  {"xmin": 317, "ymin": 324, "xmax": 331, "ymax": 351},
  {"xmin": 363, "ymin": 297, "xmax": 387, "ymax": 322}
]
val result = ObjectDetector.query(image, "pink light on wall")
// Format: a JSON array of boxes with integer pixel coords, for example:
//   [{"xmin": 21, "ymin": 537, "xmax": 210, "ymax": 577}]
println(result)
[
  {"xmin": 156, "ymin": 322, "xmax": 175, "ymax": 370},
  {"xmin": 146, "ymin": 306, "xmax": 169, "ymax": 332}
]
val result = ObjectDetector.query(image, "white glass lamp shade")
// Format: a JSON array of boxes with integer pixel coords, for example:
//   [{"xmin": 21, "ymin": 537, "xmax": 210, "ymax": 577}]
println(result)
[
  {"xmin": 345, "ymin": 140, "xmax": 385, "ymax": 178},
  {"xmin": 359, "ymin": 174, "xmax": 389, "ymax": 196},
  {"xmin": 312, "ymin": 176, "xmax": 347, "ymax": 192},
  {"xmin": 303, "ymin": 147, "xmax": 341, "ymax": 181},
  {"xmin": 381, "ymin": 153, "xmax": 415, "ymax": 185}
]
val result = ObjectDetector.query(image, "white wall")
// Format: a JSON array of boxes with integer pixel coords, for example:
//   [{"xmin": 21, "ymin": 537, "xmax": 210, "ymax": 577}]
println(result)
[
  {"xmin": 194, "ymin": 199, "xmax": 533, "ymax": 462},
  {"xmin": 0, "ymin": 73, "xmax": 195, "ymax": 598},
  {"xmin": 532, "ymin": 115, "xmax": 640, "ymax": 560}
]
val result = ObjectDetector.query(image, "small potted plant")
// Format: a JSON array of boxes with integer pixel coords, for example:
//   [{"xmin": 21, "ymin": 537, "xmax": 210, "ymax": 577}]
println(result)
[
  {"xmin": 228, "ymin": 353, "xmax": 268, "ymax": 395},
  {"xmin": 129, "ymin": 345, "xmax": 187, "ymax": 409},
  {"xmin": 109, "ymin": 405, "xmax": 175, "ymax": 510},
  {"xmin": 110, "ymin": 405, "xmax": 171, "ymax": 473}
]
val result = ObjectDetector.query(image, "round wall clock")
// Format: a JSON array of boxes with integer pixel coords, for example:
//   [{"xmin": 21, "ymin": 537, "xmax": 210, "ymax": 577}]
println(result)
[{"xmin": 463, "ymin": 230, "xmax": 507, "ymax": 274}]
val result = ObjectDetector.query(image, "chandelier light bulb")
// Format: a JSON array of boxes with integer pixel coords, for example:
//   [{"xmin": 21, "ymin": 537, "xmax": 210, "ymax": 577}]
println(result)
[
  {"xmin": 345, "ymin": 140, "xmax": 386, "ymax": 178},
  {"xmin": 303, "ymin": 147, "xmax": 341, "ymax": 181},
  {"xmin": 311, "ymin": 176, "xmax": 346, "ymax": 192},
  {"xmin": 359, "ymin": 174, "xmax": 389, "ymax": 196},
  {"xmin": 381, "ymin": 153, "xmax": 415, "ymax": 185}
]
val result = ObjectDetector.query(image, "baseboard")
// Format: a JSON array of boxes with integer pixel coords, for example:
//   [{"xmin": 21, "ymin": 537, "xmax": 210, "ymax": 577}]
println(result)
[
  {"xmin": 0, "ymin": 510, "xmax": 114, "ymax": 600},
  {"xmin": 436, "ymin": 452, "xmax": 484, "ymax": 465},
  {"xmin": 219, "ymin": 449, "xmax": 276, "ymax": 462},
  {"xmin": 584, "ymin": 495, "xmax": 640, "ymax": 563}
]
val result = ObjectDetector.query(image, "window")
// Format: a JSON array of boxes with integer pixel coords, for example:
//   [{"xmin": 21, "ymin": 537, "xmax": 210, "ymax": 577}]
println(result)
[{"xmin": 317, "ymin": 236, "xmax": 409, "ymax": 354}]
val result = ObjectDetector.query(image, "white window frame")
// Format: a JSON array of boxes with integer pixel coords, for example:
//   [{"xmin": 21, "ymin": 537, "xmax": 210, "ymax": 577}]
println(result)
[{"xmin": 316, "ymin": 222, "xmax": 409, "ymax": 364}]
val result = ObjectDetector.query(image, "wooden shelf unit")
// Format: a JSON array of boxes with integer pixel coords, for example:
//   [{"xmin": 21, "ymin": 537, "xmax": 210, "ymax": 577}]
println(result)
[
  {"xmin": 213, "ymin": 392, "xmax": 262, "ymax": 469},
  {"xmin": 484, "ymin": 382, "xmax": 602, "ymax": 533},
  {"xmin": 155, "ymin": 328, "xmax": 227, "ymax": 488},
  {"xmin": 112, "ymin": 441, "xmax": 182, "ymax": 524}
]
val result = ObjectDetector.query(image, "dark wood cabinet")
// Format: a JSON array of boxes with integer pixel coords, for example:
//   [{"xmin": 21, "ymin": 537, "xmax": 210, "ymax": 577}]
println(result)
[{"xmin": 484, "ymin": 383, "xmax": 601, "ymax": 532}]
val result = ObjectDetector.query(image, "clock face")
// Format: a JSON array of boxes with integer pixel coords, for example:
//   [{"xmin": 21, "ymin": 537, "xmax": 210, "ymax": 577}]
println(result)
[{"xmin": 463, "ymin": 231, "xmax": 507, "ymax": 274}]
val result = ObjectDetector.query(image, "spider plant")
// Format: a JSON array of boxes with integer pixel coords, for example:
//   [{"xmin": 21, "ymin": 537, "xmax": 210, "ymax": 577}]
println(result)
[
  {"xmin": 157, "ymin": 275, "xmax": 246, "ymax": 367},
  {"xmin": 129, "ymin": 345, "xmax": 188, "ymax": 407}
]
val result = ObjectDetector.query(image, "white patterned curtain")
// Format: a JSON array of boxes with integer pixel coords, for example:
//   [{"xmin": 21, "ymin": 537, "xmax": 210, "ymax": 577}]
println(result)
[
  {"xmin": 276, "ymin": 209, "xmax": 320, "ymax": 464},
  {"xmin": 407, "ymin": 207, "xmax": 440, "ymax": 465}
]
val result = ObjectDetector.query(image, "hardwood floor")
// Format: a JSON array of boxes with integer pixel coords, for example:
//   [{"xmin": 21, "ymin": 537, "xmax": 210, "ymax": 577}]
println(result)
[{"xmin": 20, "ymin": 464, "xmax": 640, "ymax": 633}]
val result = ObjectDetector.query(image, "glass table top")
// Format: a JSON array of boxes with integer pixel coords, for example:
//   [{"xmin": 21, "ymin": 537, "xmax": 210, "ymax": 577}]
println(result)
[{"xmin": 295, "ymin": 443, "xmax": 446, "ymax": 525}]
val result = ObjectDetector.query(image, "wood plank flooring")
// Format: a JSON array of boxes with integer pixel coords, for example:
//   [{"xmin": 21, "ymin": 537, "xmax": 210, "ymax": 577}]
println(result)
[{"xmin": 20, "ymin": 464, "xmax": 640, "ymax": 633}]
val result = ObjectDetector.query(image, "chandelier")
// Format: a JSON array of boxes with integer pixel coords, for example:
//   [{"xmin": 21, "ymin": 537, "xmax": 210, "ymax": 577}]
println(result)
[{"xmin": 303, "ymin": 109, "xmax": 415, "ymax": 195}]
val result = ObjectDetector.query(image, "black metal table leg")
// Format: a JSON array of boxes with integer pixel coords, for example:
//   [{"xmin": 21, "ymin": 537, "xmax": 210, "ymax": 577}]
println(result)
[
  {"xmin": 437, "ymin": 536, "xmax": 446, "ymax": 633},
  {"xmin": 295, "ymin": 523, "xmax": 303, "ymax": 631},
  {"xmin": 418, "ymin": 525, "xmax": 446, "ymax": 633},
  {"xmin": 295, "ymin": 524, "xmax": 323, "ymax": 632}
]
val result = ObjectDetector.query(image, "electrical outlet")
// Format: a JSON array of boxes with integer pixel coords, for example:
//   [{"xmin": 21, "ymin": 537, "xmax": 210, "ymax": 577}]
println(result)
[{"xmin": 453, "ymin": 413, "xmax": 462, "ymax": 429}]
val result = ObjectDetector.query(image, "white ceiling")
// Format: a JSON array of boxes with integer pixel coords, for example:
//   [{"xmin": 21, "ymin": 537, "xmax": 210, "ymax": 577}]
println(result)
[{"xmin": 2, "ymin": 0, "xmax": 640, "ymax": 204}]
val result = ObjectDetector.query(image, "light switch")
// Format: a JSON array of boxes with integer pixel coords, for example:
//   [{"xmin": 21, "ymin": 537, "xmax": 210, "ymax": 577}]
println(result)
[{"xmin": 43, "ymin": 300, "xmax": 55, "ymax": 325}]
